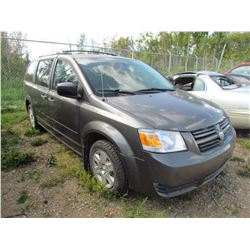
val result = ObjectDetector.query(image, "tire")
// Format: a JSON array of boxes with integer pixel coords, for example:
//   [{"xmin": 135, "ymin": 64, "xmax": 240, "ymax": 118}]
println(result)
[
  {"xmin": 27, "ymin": 104, "xmax": 41, "ymax": 130},
  {"xmin": 89, "ymin": 140, "xmax": 128, "ymax": 195}
]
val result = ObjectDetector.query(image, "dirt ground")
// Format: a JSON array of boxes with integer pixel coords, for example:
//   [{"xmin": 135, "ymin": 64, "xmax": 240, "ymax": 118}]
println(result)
[{"xmin": 1, "ymin": 113, "xmax": 250, "ymax": 218}]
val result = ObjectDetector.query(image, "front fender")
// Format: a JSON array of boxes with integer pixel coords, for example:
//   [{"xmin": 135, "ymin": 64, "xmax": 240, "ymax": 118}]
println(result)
[
  {"xmin": 81, "ymin": 120, "xmax": 134, "ymax": 157},
  {"xmin": 81, "ymin": 121, "xmax": 143, "ymax": 190}
]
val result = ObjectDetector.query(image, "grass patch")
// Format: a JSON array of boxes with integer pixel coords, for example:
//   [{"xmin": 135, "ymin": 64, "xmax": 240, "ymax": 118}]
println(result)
[
  {"xmin": 16, "ymin": 190, "xmax": 29, "ymax": 204},
  {"xmin": 31, "ymin": 138, "xmax": 48, "ymax": 147},
  {"xmin": 24, "ymin": 128, "xmax": 41, "ymax": 137},
  {"xmin": 1, "ymin": 128, "xmax": 20, "ymax": 149},
  {"xmin": 231, "ymin": 207, "xmax": 241, "ymax": 216},
  {"xmin": 40, "ymin": 173, "xmax": 66, "ymax": 188},
  {"xmin": 45, "ymin": 149, "xmax": 111, "ymax": 197},
  {"xmin": 2, "ymin": 151, "xmax": 35, "ymax": 170},
  {"xmin": 1, "ymin": 111, "xmax": 27, "ymax": 127},
  {"xmin": 237, "ymin": 164, "xmax": 250, "ymax": 178},
  {"xmin": 124, "ymin": 197, "xmax": 151, "ymax": 218},
  {"xmin": 19, "ymin": 169, "xmax": 42, "ymax": 182},
  {"xmin": 245, "ymin": 141, "xmax": 250, "ymax": 150}
]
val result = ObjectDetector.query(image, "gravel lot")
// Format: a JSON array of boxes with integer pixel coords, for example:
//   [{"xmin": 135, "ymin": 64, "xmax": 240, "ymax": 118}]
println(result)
[{"xmin": 1, "ymin": 112, "xmax": 250, "ymax": 218}]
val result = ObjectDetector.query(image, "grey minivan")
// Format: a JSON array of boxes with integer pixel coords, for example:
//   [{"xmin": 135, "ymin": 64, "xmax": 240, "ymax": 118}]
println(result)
[{"xmin": 24, "ymin": 51, "xmax": 236, "ymax": 198}]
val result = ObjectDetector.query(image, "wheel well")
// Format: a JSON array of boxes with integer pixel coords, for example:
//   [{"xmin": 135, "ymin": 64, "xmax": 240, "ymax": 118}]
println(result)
[
  {"xmin": 83, "ymin": 132, "xmax": 115, "ymax": 171},
  {"xmin": 25, "ymin": 100, "xmax": 30, "ymax": 111}
]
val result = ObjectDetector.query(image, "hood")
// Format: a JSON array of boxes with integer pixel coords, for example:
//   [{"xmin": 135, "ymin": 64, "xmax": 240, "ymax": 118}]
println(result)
[{"xmin": 106, "ymin": 90, "xmax": 224, "ymax": 131}]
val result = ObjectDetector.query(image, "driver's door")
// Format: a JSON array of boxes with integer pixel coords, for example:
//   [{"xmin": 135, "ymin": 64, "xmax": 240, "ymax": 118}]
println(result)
[{"xmin": 48, "ymin": 59, "xmax": 81, "ymax": 148}]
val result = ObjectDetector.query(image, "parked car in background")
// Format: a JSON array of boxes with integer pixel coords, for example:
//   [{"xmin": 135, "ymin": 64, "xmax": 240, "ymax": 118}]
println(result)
[
  {"xmin": 171, "ymin": 71, "xmax": 250, "ymax": 130},
  {"xmin": 24, "ymin": 52, "xmax": 236, "ymax": 198},
  {"xmin": 225, "ymin": 62, "xmax": 250, "ymax": 76},
  {"xmin": 226, "ymin": 73, "xmax": 250, "ymax": 86}
]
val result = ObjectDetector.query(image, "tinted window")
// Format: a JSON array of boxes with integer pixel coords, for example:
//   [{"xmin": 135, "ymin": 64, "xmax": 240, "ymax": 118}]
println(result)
[
  {"xmin": 78, "ymin": 58, "xmax": 174, "ymax": 96},
  {"xmin": 193, "ymin": 79, "xmax": 205, "ymax": 91},
  {"xmin": 36, "ymin": 59, "xmax": 54, "ymax": 87},
  {"xmin": 52, "ymin": 60, "xmax": 79, "ymax": 90},
  {"xmin": 25, "ymin": 61, "xmax": 37, "ymax": 82},
  {"xmin": 231, "ymin": 65, "xmax": 250, "ymax": 76}
]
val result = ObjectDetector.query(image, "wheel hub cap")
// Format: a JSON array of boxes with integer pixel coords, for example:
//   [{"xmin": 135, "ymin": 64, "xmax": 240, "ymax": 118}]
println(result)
[{"xmin": 91, "ymin": 150, "xmax": 115, "ymax": 189}]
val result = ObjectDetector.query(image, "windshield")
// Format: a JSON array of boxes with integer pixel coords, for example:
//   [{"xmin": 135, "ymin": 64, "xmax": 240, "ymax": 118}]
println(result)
[
  {"xmin": 78, "ymin": 58, "xmax": 174, "ymax": 96},
  {"xmin": 211, "ymin": 75, "xmax": 240, "ymax": 90}
]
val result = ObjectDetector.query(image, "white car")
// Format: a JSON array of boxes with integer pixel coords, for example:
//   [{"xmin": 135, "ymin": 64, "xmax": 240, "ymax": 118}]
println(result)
[{"xmin": 172, "ymin": 71, "xmax": 250, "ymax": 129}]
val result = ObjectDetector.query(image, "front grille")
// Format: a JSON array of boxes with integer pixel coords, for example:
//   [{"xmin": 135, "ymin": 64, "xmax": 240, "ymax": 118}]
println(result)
[{"xmin": 192, "ymin": 118, "xmax": 231, "ymax": 152}]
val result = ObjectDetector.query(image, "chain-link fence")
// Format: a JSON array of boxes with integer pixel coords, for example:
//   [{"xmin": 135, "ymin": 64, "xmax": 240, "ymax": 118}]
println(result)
[{"xmin": 1, "ymin": 37, "xmax": 235, "ymax": 109}]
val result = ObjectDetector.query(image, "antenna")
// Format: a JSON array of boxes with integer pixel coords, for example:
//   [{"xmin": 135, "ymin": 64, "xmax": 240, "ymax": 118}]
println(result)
[{"xmin": 101, "ymin": 73, "xmax": 105, "ymax": 101}]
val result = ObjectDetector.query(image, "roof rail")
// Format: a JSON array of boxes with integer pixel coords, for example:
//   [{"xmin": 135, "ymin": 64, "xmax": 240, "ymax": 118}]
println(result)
[
  {"xmin": 62, "ymin": 50, "xmax": 117, "ymax": 56},
  {"xmin": 174, "ymin": 71, "xmax": 197, "ymax": 75},
  {"xmin": 38, "ymin": 50, "xmax": 117, "ymax": 58}
]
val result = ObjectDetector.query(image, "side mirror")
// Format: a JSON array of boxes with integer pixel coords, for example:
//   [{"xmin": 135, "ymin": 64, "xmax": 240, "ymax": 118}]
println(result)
[{"xmin": 57, "ymin": 82, "xmax": 81, "ymax": 99}]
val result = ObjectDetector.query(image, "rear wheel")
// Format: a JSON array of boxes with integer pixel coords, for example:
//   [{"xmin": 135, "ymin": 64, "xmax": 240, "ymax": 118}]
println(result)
[
  {"xmin": 27, "ymin": 104, "xmax": 41, "ymax": 130},
  {"xmin": 89, "ymin": 140, "xmax": 128, "ymax": 195}
]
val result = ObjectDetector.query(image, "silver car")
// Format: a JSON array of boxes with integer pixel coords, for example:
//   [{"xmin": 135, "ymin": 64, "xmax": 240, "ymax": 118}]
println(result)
[{"xmin": 172, "ymin": 71, "xmax": 250, "ymax": 129}]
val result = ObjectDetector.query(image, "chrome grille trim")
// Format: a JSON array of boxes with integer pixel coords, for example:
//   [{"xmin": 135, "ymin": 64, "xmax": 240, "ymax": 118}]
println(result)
[{"xmin": 192, "ymin": 118, "xmax": 231, "ymax": 153}]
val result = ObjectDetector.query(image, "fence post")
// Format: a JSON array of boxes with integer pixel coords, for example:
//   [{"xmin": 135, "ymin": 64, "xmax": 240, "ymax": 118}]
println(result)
[
  {"xmin": 185, "ymin": 54, "xmax": 189, "ymax": 72},
  {"xmin": 195, "ymin": 54, "xmax": 198, "ymax": 71},
  {"xmin": 167, "ymin": 50, "xmax": 172, "ymax": 76}
]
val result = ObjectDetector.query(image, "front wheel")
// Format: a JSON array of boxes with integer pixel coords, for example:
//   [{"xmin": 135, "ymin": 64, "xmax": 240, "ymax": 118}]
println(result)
[{"xmin": 89, "ymin": 140, "xmax": 128, "ymax": 195}]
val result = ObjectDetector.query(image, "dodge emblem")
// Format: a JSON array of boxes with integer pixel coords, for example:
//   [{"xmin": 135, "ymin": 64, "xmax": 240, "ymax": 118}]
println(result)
[{"xmin": 216, "ymin": 124, "xmax": 224, "ymax": 141}]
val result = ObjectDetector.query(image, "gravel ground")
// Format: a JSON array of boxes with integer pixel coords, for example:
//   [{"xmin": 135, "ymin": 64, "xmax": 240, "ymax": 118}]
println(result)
[{"xmin": 1, "ymin": 118, "xmax": 250, "ymax": 218}]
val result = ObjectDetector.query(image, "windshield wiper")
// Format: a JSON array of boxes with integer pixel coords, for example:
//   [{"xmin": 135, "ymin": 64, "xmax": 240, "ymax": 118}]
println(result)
[
  {"xmin": 136, "ymin": 87, "xmax": 175, "ymax": 93},
  {"xmin": 96, "ymin": 89, "xmax": 136, "ymax": 95}
]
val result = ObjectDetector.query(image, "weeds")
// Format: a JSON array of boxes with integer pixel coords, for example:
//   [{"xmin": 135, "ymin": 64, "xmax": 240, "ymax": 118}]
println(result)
[
  {"xmin": 46, "ymin": 155, "xmax": 57, "ymax": 167},
  {"xmin": 31, "ymin": 138, "xmax": 48, "ymax": 147},
  {"xmin": 231, "ymin": 207, "xmax": 241, "ymax": 216},
  {"xmin": 24, "ymin": 128, "xmax": 41, "ymax": 137},
  {"xmin": 124, "ymin": 197, "xmax": 150, "ymax": 218},
  {"xmin": 40, "ymin": 173, "xmax": 66, "ymax": 188},
  {"xmin": 237, "ymin": 164, "xmax": 250, "ymax": 178},
  {"xmin": 2, "ymin": 151, "xmax": 35, "ymax": 170},
  {"xmin": 1, "ymin": 128, "xmax": 20, "ymax": 148},
  {"xmin": 19, "ymin": 169, "xmax": 42, "ymax": 182},
  {"xmin": 16, "ymin": 190, "xmax": 29, "ymax": 204},
  {"xmin": 230, "ymin": 156, "xmax": 245, "ymax": 162},
  {"xmin": 245, "ymin": 141, "xmax": 250, "ymax": 150}
]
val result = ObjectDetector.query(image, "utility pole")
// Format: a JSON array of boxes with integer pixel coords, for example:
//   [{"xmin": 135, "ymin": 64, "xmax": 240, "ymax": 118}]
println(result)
[{"xmin": 217, "ymin": 43, "xmax": 227, "ymax": 72}]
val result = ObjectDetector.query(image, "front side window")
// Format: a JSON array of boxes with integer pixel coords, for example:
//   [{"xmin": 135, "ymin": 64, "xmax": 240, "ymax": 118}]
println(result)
[
  {"xmin": 193, "ymin": 78, "xmax": 205, "ymax": 91},
  {"xmin": 78, "ymin": 58, "xmax": 174, "ymax": 96},
  {"xmin": 231, "ymin": 65, "xmax": 250, "ymax": 76},
  {"xmin": 25, "ymin": 61, "xmax": 37, "ymax": 83},
  {"xmin": 52, "ymin": 60, "xmax": 79, "ymax": 90},
  {"xmin": 211, "ymin": 75, "xmax": 238, "ymax": 89},
  {"xmin": 36, "ymin": 59, "xmax": 54, "ymax": 87}
]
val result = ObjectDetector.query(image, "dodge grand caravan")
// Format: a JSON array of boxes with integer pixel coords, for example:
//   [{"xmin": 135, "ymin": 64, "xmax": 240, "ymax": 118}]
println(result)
[{"xmin": 24, "ymin": 51, "xmax": 236, "ymax": 198}]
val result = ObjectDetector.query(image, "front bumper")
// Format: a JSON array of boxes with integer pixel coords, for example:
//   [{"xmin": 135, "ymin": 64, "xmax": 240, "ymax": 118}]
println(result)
[
  {"xmin": 123, "ymin": 126, "xmax": 236, "ymax": 198},
  {"xmin": 229, "ymin": 111, "xmax": 250, "ymax": 129}
]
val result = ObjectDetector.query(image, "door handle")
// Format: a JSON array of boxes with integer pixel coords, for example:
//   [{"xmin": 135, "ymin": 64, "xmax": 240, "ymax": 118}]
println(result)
[
  {"xmin": 48, "ymin": 97, "xmax": 55, "ymax": 102},
  {"xmin": 41, "ymin": 94, "xmax": 47, "ymax": 100}
]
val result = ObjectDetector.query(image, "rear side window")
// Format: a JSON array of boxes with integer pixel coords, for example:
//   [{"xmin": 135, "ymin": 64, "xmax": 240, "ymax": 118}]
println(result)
[
  {"xmin": 193, "ymin": 79, "xmax": 205, "ymax": 91},
  {"xmin": 25, "ymin": 61, "xmax": 37, "ymax": 83},
  {"xmin": 36, "ymin": 59, "xmax": 54, "ymax": 87}
]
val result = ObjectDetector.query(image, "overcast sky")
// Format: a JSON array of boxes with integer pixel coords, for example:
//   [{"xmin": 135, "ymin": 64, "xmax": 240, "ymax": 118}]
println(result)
[
  {"xmin": 2, "ymin": 0, "xmax": 249, "ymax": 60},
  {"xmin": 24, "ymin": 30, "xmax": 141, "ymax": 59}
]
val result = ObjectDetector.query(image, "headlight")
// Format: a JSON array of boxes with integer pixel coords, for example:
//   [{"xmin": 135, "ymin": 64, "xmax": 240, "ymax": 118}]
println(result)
[{"xmin": 138, "ymin": 129, "xmax": 187, "ymax": 153}]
